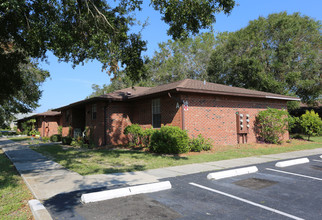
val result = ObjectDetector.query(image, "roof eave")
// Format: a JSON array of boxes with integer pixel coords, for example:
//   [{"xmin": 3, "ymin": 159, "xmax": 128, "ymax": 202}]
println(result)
[
  {"xmin": 176, "ymin": 88, "xmax": 300, "ymax": 101},
  {"xmin": 265, "ymin": 96, "xmax": 301, "ymax": 101},
  {"xmin": 176, "ymin": 88, "xmax": 266, "ymax": 99}
]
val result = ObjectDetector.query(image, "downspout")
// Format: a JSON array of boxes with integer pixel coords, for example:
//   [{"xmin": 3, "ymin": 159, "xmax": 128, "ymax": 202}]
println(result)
[{"xmin": 168, "ymin": 92, "xmax": 185, "ymax": 130}]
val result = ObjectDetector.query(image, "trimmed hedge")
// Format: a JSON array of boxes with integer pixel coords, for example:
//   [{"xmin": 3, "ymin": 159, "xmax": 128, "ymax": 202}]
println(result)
[
  {"xmin": 50, "ymin": 134, "xmax": 62, "ymax": 142},
  {"xmin": 150, "ymin": 126, "xmax": 190, "ymax": 154},
  {"xmin": 62, "ymin": 136, "xmax": 73, "ymax": 145}
]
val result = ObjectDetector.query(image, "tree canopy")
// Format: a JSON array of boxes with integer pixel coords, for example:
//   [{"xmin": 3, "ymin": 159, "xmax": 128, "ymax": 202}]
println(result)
[
  {"xmin": 1, "ymin": 0, "xmax": 235, "ymax": 123},
  {"xmin": 145, "ymin": 32, "xmax": 216, "ymax": 85},
  {"xmin": 207, "ymin": 12, "xmax": 322, "ymax": 105},
  {"xmin": 87, "ymin": 31, "xmax": 216, "ymax": 97}
]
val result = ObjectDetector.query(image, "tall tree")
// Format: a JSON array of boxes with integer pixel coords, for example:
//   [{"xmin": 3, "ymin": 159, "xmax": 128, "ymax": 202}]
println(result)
[
  {"xmin": 207, "ymin": 12, "xmax": 321, "ymax": 105},
  {"xmin": 0, "ymin": 58, "xmax": 48, "ymax": 127},
  {"xmin": 145, "ymin": 32, "xmax": 216, "ymax": 85},
  {"xmin": 1, "ymin": 0, "xmax": 235, "ymax": 85},
  {"xmin": 1, "ymin": 0, "xmax": 235, "ymax": 122}
]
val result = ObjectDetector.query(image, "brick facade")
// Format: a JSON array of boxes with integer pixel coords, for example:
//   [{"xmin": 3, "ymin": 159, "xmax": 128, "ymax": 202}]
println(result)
[
  {"xmin": 36, "ymin": 116, "xmax": 61, "ymax": 137},
  {"xmin": 182, "ymin": 93, "xmax": 289, "ymax": 145},
  {"xmin": 59, "ymin": 93, "xmax": 290, "ymax": 147}
]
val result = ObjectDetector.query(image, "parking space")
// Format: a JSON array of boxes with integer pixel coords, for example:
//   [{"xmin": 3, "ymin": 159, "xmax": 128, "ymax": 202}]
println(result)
[
  {"xmin": 147, "ymin": 154, "xmax": 322, "ymax": 220},
  {"xmin": 44, "ymin": 154, "xmax": 322, "ymax": 220}
]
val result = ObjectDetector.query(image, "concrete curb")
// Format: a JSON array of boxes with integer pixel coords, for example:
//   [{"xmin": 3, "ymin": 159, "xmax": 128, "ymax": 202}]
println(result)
[
  {"xmin": 275, "ymin": 158, "xmax": 310, "ymax": 167},
  {"xmin": 207, "ymin": 166, "xmax": 258, "ymax": 180},
  {"xmin": 81, "ymin": 181, "xmax": 172, "ymax": 204},
  {"xmin": 28, "ymin": 199, "xmax": 52, "ymax": 220}
]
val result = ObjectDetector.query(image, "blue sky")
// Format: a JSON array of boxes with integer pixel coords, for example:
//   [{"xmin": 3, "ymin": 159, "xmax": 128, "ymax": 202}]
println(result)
[{"xmin": 36, "ymin": 0, "xmax": 322, "ymax": 113}]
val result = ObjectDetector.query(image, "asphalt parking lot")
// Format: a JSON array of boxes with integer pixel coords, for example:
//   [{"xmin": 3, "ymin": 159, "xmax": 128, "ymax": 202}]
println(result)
[{"xmin": 45, "ymin": 154, "xmax": 322, "ymax": 220}]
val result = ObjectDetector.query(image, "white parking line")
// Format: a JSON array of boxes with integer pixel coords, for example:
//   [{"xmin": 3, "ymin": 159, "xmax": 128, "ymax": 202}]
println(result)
[
  {"xmin": 313, "ymin": 160, "xmax": 322, "ymax": 163},
  {"xmin": 266, "ymin": 168, "xmax": 322, "ymax": 181},
  {"xmin": 189, "ymin": 182, "xmax": 304, "ymax": 220}
]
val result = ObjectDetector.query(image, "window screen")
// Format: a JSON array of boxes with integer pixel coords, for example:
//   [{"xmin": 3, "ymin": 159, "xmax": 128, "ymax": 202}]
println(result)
[{"xmin": 152, "ymin": 99, "xmax": 161, "ymax": 128}]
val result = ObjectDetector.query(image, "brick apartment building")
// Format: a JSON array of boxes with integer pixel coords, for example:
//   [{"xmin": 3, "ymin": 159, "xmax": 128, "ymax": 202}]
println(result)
[
  {"xmin": 54, "ymin": 79, "xmax": 300, "ymax": 146},
  {"xmin": 17, "ymin": 111, "xmax": 61, "ymax": 137}
]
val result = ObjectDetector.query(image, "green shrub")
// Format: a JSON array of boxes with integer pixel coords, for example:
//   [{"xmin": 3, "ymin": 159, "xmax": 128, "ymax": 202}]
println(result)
[
  {"xmin": 189, "ymin": 134, "xmax": 213, "ymax": 152},
  {"xmin": 256, "ymin": 108, "xmax": 291, "ymax": 144},
  {"xmin": 124, "ymin": 124, "xmax": 143, "ymax": 146},
  {"xmin": 50, "ymin": 134, "xmax": 62, "ymax": 142},
  {"xmin": 29, "ymin": 130, "xmax": 40, "ymax": 136},
  {"xmin": 62, "ymin": 136, "xmax": 73, "ymax": 145},
  {"xmin": 291, "ymin": 134, "xmax": 304, "ymax": 140},
  {"xmin": 299, "ymin": 110, "xmax": 322, "ymax": 141},
  {"xmin": 141, "ymin": 128, "xmax": 155, "ymax": 147},
  {"xmin": 150, "ymin": 126, "xmax": 190, "ymax": 154}
]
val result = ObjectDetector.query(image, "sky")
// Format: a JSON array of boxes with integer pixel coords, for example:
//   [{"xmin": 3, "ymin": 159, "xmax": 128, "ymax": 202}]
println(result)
[{"xmin": 36, "ymin": 0, "xmax": 322, "ymax": 113}]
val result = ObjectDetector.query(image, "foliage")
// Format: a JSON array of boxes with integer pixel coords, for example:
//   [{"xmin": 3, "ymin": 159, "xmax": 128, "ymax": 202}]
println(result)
[
  {"xmin": 71, "ymin": 136, "xmax": 95, "ymax": 149},
  {"xmin": 141, "ymin": 128, "xmax": 155, "ymax": 148},
  {"xmin": 124, "ymin": 124, "xmax": 143, "ymax": 146},
  {"xmin": 88, "ymin": 74, "xmax": 133, "ymax": 98},
  {"xmin": 0, "ymin": 58, "xmax": 49, "ymax": 126},
  {"xmin": 29, "ymin": 130, "xmax": 40, "ymax": 136},
  {"xmin": 144, "ymin": 32, "xmax": 216, "ymax": 85},
  {"xmin": 299, "ymin": 110, "xmax": 322, "ymax": 141},
  {"xmin": 256, "ymin": 108, "xmax": 291, "ymax": 144},
  {"xmin": 189, "ymin": 134, "xmax": 213, "ymax": 152},
  {"xmin": 42, "ymin": 137, "xmax": 50, "ymax": 143},
  {"xmin": 207, "ymin": 12, "xmax": 322, "ymax": 105},
  {"xmin": 21, "ymin": 122, "xmax": 31, "ymax": 135},
  {"xmin": 62, "ymin": 136, "xmax": 73, "ymax": 145},
  {"xmin": 50, "ymin": 134, "xmax": 62, "ymax": 142},
  {"xmin": 57, "ymin": 126, "xmax": 62, "ymax": 135},
  {"xmin": 150, "ymin": 126, "xmax": 190, "ymax": 154},
  {"xmin": 1, "ymin": 0, "xmax": 235, "ymax": 95}
]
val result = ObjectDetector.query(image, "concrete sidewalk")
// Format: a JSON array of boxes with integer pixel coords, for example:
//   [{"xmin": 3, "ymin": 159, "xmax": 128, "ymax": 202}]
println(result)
[{"xmin": 1, "ymin": 137, "xmax": 322, "ymax": 201}]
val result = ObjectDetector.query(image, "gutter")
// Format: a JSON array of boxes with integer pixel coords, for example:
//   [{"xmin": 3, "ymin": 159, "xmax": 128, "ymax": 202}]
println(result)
[
  {"xmin": 265, "ymin": 96, "xmax": 301, "ymax": 101},
  {"xmin": 176, "ymin": 88, "xmax": 299, "ymax": 101}
]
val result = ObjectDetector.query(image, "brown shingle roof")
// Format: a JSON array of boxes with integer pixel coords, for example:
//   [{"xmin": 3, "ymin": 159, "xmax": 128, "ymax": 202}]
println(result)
[
  {"xmin": 54, "ymin": 79, "xmax": 300, "ymax": 110},
  {"xmin": 16, "ymin": 111, "xmax": 61, "ymax": 122},
  {"xmin": 35, "ymin": 111, "xmax": 61, "ymax": 117},
  {"xmin": 99, "ymin": 86, "xmax": 151, "ymax": 100},
  {"xmin": 130, "ymin": 79, "xmax": 300, "ymax": 101}
]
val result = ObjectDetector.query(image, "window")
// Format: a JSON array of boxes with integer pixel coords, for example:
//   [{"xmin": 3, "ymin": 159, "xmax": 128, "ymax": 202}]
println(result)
[
  {"xmin": 65, "ymin": 110, "xmax": 70, "ymax": 122},
  {"xmin": 92, "ymin": 104, "xmax": 97, "ymax": 120},
  {"xmin": 152, "ymin": 98, "xmax": 161, "ymax": 128}
]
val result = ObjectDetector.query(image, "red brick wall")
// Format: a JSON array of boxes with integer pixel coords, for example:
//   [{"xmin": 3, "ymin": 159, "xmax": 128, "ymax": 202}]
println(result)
[
  {"xmin": 61, "ymin": 110, "xmax": 72, "ymax": 137},
  {"xmin": 36, "ymin": 116, "xmax": 61, "ymax": 137},
  {"xmin": 105, "ymin": 102, "xmax": 131, "ymax": 145},
  {"xmin": 131, "ymin": 95, "xmax": 182, "ymax": 129},
  {"xmin": 85, "ymin": 102, "xmax": 106, "ymax": 146},
  {"xmin": 182, "ymin": 93, "xmax": 289, "ymax": 145}
]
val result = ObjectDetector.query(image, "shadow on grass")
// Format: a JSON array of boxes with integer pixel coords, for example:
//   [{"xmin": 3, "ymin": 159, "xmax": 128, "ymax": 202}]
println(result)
[{"xmin": 32, "ymin": 144, "xmax": 189, "ymax": 175}]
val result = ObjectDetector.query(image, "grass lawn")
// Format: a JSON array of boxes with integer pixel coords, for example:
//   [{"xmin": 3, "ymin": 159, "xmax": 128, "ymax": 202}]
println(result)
[
  {"xmin": 31, "ymin": 136, "xmax": 322, "ymax": 176},
  {"xmin": 0, "ymin": 150, "xmax": 33, "ymax": 220}
]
